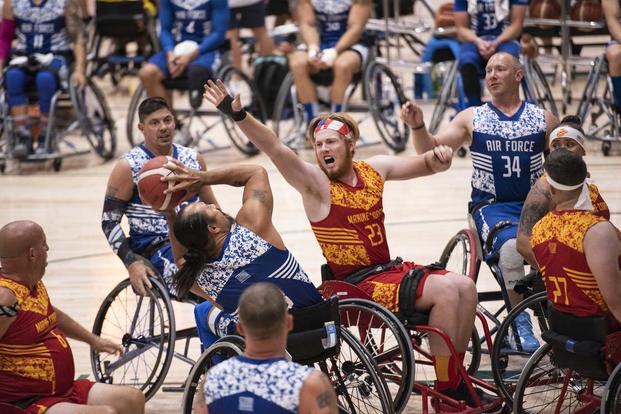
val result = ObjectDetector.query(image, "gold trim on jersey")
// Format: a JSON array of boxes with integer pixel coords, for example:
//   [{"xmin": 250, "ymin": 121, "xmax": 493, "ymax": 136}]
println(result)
[
  {"xmin": 330, "ymin": 162, "xmax": 384, "ymax": 210},
  {"xmin": 531, "ymin": 211, "xmax": 606, "ymax": 253},
  {"xmin": 0, "ymin": 279, "xmax": 50, "ymax": 316},
  {"xmin": 312, "ymin": 227, "xmax": 364, "ymax": 244},
  {"xmin": 369, "ymin": 281, "xmax": 400, "ymax": 313},
  {"xmin": 319, "ymin": 243, "xmax": 371, "ymax": 266},
  {"xmin": 0, "ymin": 355, "xmax": 55, "ymax": 386}
]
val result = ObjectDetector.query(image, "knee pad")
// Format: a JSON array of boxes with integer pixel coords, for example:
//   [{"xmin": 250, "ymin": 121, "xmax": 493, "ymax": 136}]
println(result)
[
  {"xmin": 187, "ymin": 65, "xmax": 212, "ymax": 109},
  {"xmin": 498, "ymin": 239, "xmax": 525, "ymax": 290},
  {"xmin": 35, "ymin": 71, "xmax": 59, "ymax": 114}
]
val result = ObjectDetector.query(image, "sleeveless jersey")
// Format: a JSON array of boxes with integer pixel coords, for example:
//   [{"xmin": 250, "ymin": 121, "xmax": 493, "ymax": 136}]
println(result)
[
  {"xmin": 310, "ymin": 161, "xmax": 390, "ymax": 280},
  {"xmin": 311, "ymin": 0, "xmax": 351, "ymax": 49},
  {"xmin": 11, "ymin": 0, "xmax": 72, "ymax": 56},
  {"xmin": 122, "ymin": 144, "xmax": 200, "ymax": 253},
  {"xmin": 205, "ymin": 355, "xmax": 314, "ymax": 413},
  {"xmin": 0, "ymin": 276, "xmax": 75, "ymax": 402},
  {"xmin": 470, "ymin": 101, "xmax": 546, "ymax": 204},
  {"xmin": 531, "ymin": 210, "xmax": 621, "ymax": 324},
  {"xmin": 453, "ymin": 0, "xmax": 528, "ymax": 37},
  {"xmin": 167, "ymin": 0, "xmax": 215, "ymax": 44},
  {"xmin": 195, "ymin": 224, "xmax": 322, "ymax": 313}
]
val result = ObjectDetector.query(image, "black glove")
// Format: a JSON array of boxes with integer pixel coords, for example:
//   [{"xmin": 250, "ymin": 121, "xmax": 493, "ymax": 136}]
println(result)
[{"xmin": 216, "ymin": 94, "xmax": 247, "ymax": 122}]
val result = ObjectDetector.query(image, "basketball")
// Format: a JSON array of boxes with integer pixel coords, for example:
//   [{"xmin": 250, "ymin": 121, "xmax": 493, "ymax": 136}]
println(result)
[
  {"xmin": 529, "ymin": 0, "xmax": 561, "ymax": 28},
  {"xmin": 571, "ymin": 0, "xmax": 603, "ymax": 31},
  {"xmin": 138, "ymin": 156, "xmax": 186, "ymax": 211},
  {"xmin": 520, "ymin": 34, "xmax": 538, "ymax": 59}
]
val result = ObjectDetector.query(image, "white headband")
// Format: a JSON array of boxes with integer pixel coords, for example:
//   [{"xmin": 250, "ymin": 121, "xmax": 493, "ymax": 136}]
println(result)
[
  {"xmin": 549, "ymin": 126, "xmax": 586, "ymax": 150},
  {"xmin": 546, "ymin": 174, "xmax": 584, "ymax": 191}
]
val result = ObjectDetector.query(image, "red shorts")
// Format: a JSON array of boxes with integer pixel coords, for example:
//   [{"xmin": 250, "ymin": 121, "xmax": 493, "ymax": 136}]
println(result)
[
  {"xmin": 25, "ymin": 379, "xmax": 94, "ymax": 414},
  {"xmin": 357, "ymin": 261, "xmax": 448, "ymax": 313}
]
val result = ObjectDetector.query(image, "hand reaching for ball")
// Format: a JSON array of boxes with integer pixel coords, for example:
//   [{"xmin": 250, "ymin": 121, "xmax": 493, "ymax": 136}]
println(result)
[{"xmin": 163, "ymin": 159, "xmax": 204, "ymax": 198}]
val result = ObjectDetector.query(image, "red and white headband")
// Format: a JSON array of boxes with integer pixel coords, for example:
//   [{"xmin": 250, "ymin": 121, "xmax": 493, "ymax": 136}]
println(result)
[{"xmin": 313, "ymin": 118, "xmax": 353, "ymax": 140}]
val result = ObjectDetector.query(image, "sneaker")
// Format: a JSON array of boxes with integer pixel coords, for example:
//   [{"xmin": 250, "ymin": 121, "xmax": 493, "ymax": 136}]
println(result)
[
  {"xmin": 34, "ymin": 128, "xmax": 53, "ymax": 155},
  {"xmin": 12, "ymin": 127, "xmax": 32, "ymax": 159},
  {"xmin": 440, "ymin": 381, "xmax": 499, "ymax": 410},
  {"xmin": 514, "ymin": 311, "xmax": 540, "ymax": 353}
]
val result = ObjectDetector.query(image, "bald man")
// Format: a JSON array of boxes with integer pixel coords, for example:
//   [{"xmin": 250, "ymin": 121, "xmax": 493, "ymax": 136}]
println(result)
[
  {"xmin": 0, "ymin": 220, "xmax": 145, "ymax": 413},
  {"xmin": 402, "ymin": 52, "xmax": 559, "ymax": 352}
]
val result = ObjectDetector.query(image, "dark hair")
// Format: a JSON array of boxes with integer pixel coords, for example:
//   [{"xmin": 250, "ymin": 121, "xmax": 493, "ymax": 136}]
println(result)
[
  {"xmin": 544, "ymin": 148, "xmax": 587, "ymax": 187},
  {"xmin": 138, "ymin": 97, "xmax": 171, "ymax": 123},
  {"xmin": 172, "ymin": 208, "xmax": 213, "ymax": 299},
  {"xmin": 559, "ymin": 115, "xmax": 585, "ymax": 134},
  {"xmin": 238, "ymin": 282, "xmax": 288, "ymax": 340}
]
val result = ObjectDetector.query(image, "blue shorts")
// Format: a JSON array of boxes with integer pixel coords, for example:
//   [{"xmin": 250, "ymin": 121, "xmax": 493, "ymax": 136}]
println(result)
[
  {"xmin": 229, "ymin": 1, "xmax": 266, "ymax": 29},
  {"xmin": 471, "ymin": 201, "xmax": 523, "ymax": 260},
  {"xmin": 458, "ymin": 39, "xmax": 520, "ymax": 72},
  {"xmin": 147, "ymin": 243, "xmax": 179, "ymax": 295},
  {"xmin": 148, "ymin": 50, "xmax": 220, "ymax": 78}
]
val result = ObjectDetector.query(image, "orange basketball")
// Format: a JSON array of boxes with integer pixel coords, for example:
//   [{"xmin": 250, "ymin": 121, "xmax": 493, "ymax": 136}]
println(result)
[
  {"xmin": 521, "ymin": 34, "xmax": 538, "ymax": 58},
  {"xmin": 571, "ymin": 0, "xmax": 603, "ymax": 31},
  {"xmin": 138, "ymin": 156, "xmax": 186, "ymax": 211},
  {"xmin": 530, "ymin": 0, "xmax": 561, "ymax": 28}
]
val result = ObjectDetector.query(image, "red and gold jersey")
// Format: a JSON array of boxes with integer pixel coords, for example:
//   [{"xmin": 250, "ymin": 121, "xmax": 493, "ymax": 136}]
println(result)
[
  {"xmin": 531, "ymin": 210, "xmax": 621, "ymax": 324},
  {"xmin": 0, "ymin": 275, "xmax": 75, "ymax": 403},
  {"xmin": 310, "ymin": 161, "xmax": 391, "ymax": 280},
  {"xmin": 538, "ymin": 175, "xmax": 610, "ymax": 219}
]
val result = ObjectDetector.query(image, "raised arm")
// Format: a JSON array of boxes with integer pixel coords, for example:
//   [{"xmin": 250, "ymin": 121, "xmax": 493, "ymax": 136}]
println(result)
[
  {"xmin": 333, "ymin": 0, "xmax": 371, "ymax": 53},
  {"xmin": 102, "ymin": 160, "xmax": 155, "ymax": 296},
  {"xmin": 196, "ymin": 156, "xmax": 219, "ymax": 207},
  {"xmin": 298, "ymin": 371, "xmax": 339, "ymax": 414},
  {"xmin": 203, "ymin": 80, "xmax": 329, "ymax": 205},
  {"xmin": 584, "ymin": 222, "xmax": 621, "ymax": 323},
  {"xmin": 517, "ymin": 179, "xmax": 553, "ymax": 267}
]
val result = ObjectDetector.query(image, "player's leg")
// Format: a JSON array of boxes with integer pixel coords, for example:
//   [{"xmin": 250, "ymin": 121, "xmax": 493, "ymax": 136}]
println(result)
[
  {"xmin": 4, "ymin": 66, "xmax": 31, "ymax": 157},
  {"xmin": 85, "ymin": 383, "xmax": 145, "ymax": 414},
  {"xmin": 288, "ymin": 50, "xmax": 319, "ymax": 122},
  {"xmin": 330, "ymin": 48, "xmax": 364, "ymax": 113},
  {"xmin": 34, "ymin": 57, "xmax": 64, "ymax": 153},
  {"xmin": 458, "ymin": 42, "xmax": 483, "ymax": 107},
  {"xmin": 244, "ymin": 2, "xmax": 274, "ymax": 57},
  {"xmin": 606, "ymin": 41, "xmax": 621, "ymax": 112},
  {"xmin": 138, "ymin": 51, "xmax": 171, "ymax": 105}
]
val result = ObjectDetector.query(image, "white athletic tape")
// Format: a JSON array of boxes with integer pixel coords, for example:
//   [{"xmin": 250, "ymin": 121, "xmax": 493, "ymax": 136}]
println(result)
[{"xmin": 546, "ymin": 174, "xmax": 584, "ymax": 191}]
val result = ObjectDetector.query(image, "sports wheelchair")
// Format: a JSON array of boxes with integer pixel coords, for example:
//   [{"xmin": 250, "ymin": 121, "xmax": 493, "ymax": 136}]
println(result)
[
  {"xmin": 126, "ymin": 44, "xmax": 266, "ymax": 156},
  {"xmin": 0, "ymin": 56, "xmax": 116, "ymax": 173},
  {"xmin": 320, "ymin": 268, "xmax": 504, "ymax": 413},
  {"xmin": 181, "ymin": 296, "xmax": 394, "ymax": 413},
  {"xmin": 439, "ymin": 213, "xmax": 550, "ymax": 409},
  {"xmin": 512, "ymin": 304, "xmax": 621, "ymax": 413},
  {"xmin": 576, "ymin": 54, "xmax": 620, "ymax": 156}
]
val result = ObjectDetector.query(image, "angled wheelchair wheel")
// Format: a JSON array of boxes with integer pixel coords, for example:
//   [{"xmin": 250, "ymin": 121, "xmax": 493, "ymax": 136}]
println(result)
[
  {"xmin": 491, "ymin": 291, "xmax": 549, "ymax": 408},
  {"xmin": 603, "ymin": 363, "xmax": 621, "ymax": 413},
  {"xmin": 272, "ymin": 72, "xmax": 307, "ymax": 149},
  {"xmin": 339, "ymin": 298, "xmax": 413, "ymax": 413},
  {"xmin": 513, "ymin": 342, "xmax": 605, "ymax": 413},
  {"xmin": 181, "ymin": 336, "xmax": 245, "ymax": 414},
  {"xmin": 72, "ymin": 79, "xmax": 117, "ymax": 160},
  {"xmin": 324, "ymin": 328, "xmax": 394, "ymax": 413},
  {"xmin": 218, "ymin": 66, "xmax": 263, "ymax": 156},
  {"xmin": 438, "ymin": 228, "xmax": 479, "ymax": 281},
  {"xmin": 126, "ymin": 85, "xmax": 147, "ymax": 147},
  {"xmin": 365, "ymin": 61, "xmax": 409, "ymax": 153},
  {"xmin": 523, "ymin": 58, "xmax": 559, "ymax": 119},
  {"xmin": 91, "ymin": 277, "xmax": 175, "ymax": 401}
]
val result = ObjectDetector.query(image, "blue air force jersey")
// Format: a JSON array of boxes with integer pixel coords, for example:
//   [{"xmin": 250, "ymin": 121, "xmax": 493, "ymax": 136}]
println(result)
[
  {"xmin": 195, "ymin": 224, "xmax": 322, "ymax": 314},
  {"xmin": 12, "ymin": 0, "xmax": 71, "ymax": 55},
  {"xmin": 454, "ymin": 0, "xmax": 528, "ymax": 38},
  {"xmin": 121, "ymin": 144, "xmax": 200, "ymax": 253},
  {"xmin": 164, "ymin": 0, "xmax": 215, "ymax": 45},
  {"xmin": 469, "ymin": 102, "xmax": 546, "ymax": 204},
  {"xmin": 205, "ymin": 355, "xmax": 315, "ymax": 413},
  {"xmin": 311, "ymin": 0, "xmax": 351, "ymax": 49}
]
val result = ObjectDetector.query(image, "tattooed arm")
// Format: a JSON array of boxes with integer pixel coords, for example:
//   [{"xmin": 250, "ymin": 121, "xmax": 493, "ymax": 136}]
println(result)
[
  {"xmin": 102, "ymin": 160, "xmax": 155, "ymax": 295},
  {"xmin": 299, "ymin": 370, "xmax": 338, "ymax": 414},
  {"xmin": 65, "ymin": 0, "xmax": 86, "ymax": 86},
  {"xmin": 517, "ymin": 179, "xmax": 554, "ymax": 268}
]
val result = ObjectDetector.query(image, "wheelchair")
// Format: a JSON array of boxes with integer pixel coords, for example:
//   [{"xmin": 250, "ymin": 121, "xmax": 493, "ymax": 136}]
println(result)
[
  {"xmin": 181, "ymin": 296, "xmax": 394, "ymax": 413},
  {"xmin": 512, "ymin": 304, "xmax": 621, "ymax": 413},
  {"xmin": 439, "ymin": 213, "xmax": 550, "ymax": 409},
  {"xmin": 125, "ymin": 51, "xmax": 265, "ymax": 156},
  {"xmin": 271, "ymin": 32, "xmax": 410, "ymax": 153},
  {"xmin": 320, "ymin": 271, "xmax": 503, "ymax": 413},
  {"xmin": 91, "ymin": 275, "xmax": 201, "ymax": 401},
  {"xmin": 0, "ymin": 56, "xmax": 117, "ymax": 173},
  {"xmin": 428, "ymin": 54, "xmax": 559, "ymax": 139},
  {"xmin": 576, "ymin": 54, "xmax": 620, "ymax": 156}
]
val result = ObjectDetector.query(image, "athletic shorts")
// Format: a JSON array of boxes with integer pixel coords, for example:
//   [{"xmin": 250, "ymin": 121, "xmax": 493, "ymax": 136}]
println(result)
[
  {"xmin": 357, "ymin": 261, "xmax": 448, "ymax": 314},
  {"xmin": 22, "ymin": 379, "xmax": 94, "ymax": 414},
  {"xmin": 471, "ymin": 201, "xmax": 523, "ymax": 259},
  {"xmin": 266, "ymin": 0, "xmax": 289, "ymax": 15},
  {"xmin": 229, "ymin": 1, "xmax": 266, "ymax": 29},
  {"xmin": 148, "ymin": 50, "xmax": 220, "ymax": 79}
]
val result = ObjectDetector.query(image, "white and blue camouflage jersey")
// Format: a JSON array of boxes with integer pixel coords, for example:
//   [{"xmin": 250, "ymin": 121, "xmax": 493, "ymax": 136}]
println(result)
[
  {"xmin": 453, "ymin": 0, "xmax": 528, "ymax": 38},
  {"xmin": 12, "ymin": 0, "xmax": 72, "ymax": 56},
  {"xmin": 469, "ymin": 101, "xmax": 546, "ymax": 205},
  {"xmin": 205, "ymin": 355, "xmax": 315, "ymax": 413},
  {"xmin": 122, "ymin": 144, "xmax": 200, "ymax": 253},
  {"xmin": 196, "ymin": 224, "xmax": 322, "ymax": 316},
  {"xmin": 311, "ymin": 0, "xmax": 351, "ymax": 50}
]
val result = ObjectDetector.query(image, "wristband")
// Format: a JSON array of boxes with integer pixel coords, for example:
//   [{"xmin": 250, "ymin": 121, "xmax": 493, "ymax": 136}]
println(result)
[
  {"xmin": 216, "ymin": 94, "xmax": 247, "ymax": 122},
  {"xmin": 413, "ymin": 122, "xmax": 425, "ymax": 131}
]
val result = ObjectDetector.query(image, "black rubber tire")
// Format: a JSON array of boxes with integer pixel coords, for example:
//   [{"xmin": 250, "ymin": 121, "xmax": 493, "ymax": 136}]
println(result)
[
  {"xmin": 75, "ymin": 79, "xmax": 117, "ymax": 160},
  {"xmin": 438, "ymin": 228, "xmax": 479, "ymax": 282},
  {"xmin": 91, "ymin": 277, "xmax": 175, "ymax": 401},
  {"xmin": 602, "ymin": 363, "xmax": 621, "ymax": 413},
  {"xmin": 271, "ymin": 72, "xmax": 307, "ymax": 148},
  {"xmin": 52, "ymin": 158, "xmax": 62, "ymax": 172},
  {"xmin": 126, "ymin": 85, "xmax": 146, "ymax": 147}
]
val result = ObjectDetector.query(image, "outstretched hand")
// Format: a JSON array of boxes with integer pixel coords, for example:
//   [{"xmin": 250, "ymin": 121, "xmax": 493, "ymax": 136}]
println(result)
[
  {"xmin": 163, "ymin": 158, "xmax": 203, "ymax": 197},
  {"xmin": 203, "ymin": 79, "xmax": 242, "ymax": 112},
  {"xmin": 400, "ymin": 101, "xmax": 425, "ymax": 130}
]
